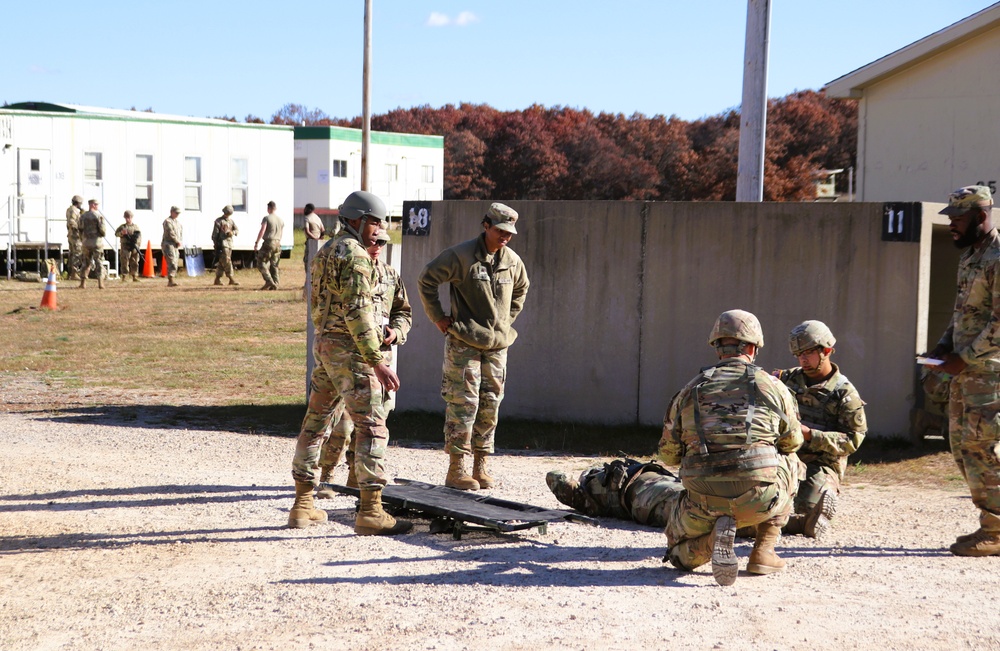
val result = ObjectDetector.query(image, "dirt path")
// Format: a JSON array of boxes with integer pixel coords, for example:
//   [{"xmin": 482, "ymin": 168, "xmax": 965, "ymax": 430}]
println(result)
[{"xmin": 1, "ymin": 403, "xmax": 999, "ymax": 651}]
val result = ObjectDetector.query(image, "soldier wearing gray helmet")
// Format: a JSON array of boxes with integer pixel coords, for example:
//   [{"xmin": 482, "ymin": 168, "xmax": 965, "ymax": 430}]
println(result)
[
  {"xmin": 79, "ymin": 199, "xmax": 107, "ymax": 289},
  {"xmin": 923, "ymin": 185, "xmax": 1000, "ymax": 557},
  {"xmin": 773, "ymin": 320, "xmax": 867, "ymax": 539},
  {"xmin": 659, "ymin": 309, "xmax": 802, "ymax": 586},
  {"xmin": 289, "ymin": 190, "xmax": 411, "ymax": 536},
  {"xmin": 212, "ymin": 205, "xmax": 240, "ymax": 286},
  {"xmin": 417, "ymin": 203, "xmax": 530, "ymax": 491}
]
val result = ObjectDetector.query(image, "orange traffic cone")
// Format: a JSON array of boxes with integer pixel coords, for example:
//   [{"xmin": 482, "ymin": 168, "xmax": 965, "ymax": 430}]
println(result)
[
  {"xmin": 160, "ymin": 250, "xmax": 169, "ymax": 277},
  {"xmin": 40, "ymin": 263, "xmax": 58, "ymax": 310},
  {"xmin": 142, "ymin": 240, "xmax": 154, "ymax": 278}
]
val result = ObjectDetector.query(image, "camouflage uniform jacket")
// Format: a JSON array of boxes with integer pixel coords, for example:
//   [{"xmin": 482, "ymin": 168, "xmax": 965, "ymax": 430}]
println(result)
[
  {"xmin": 938, "ymin": 228, "xmax": 1000, "ymax": 372},
  {"xmin": 309, "ymin": 225, "xmax": 385, "ymax": 367},
  {"xmin": 776, "ymin": 364, "xmax": 866, "ymax": 479},
  {"xmin": 374, "ymin": 259, "xmax": 412, "ymax": 349},
  {"xmin": 212, "ymin": 216, "xmax": 239, "ymax": 250},
  {"xmin": 659, "ymin": 358, "xmax": 803, "ymax": 482},
  {"xmin": 80, "ymin": 210, "xmax": 105, "ymax": 247},
  {"xmin": 66, "ymin": 205, "xmax": 81, "ymax": 239},
  {"xmin": 417, "ymin": 233, "xmax": 530, "ymax": 350},
  {"xmin": 114, "ymin": 222, "xmax": 142, "ymax": 251},
  {"xmin": 161, "ymin": 218, "xmax": 183, "ymax": 247}
]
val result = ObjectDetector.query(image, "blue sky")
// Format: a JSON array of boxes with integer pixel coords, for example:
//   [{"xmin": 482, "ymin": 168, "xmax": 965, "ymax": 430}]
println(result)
[{"xmin": 3, "ymin": 1, "xmax": 995, "ymax": 122}]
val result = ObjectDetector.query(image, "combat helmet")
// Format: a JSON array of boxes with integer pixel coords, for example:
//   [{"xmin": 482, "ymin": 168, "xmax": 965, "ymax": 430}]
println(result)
[
  {"xmin": 222, "ymin": 205, "xmax": 234, "ymax": 215},
  {"xmin": 338, "ymin": 190, "xmax": 386, "ymax": 225},
  {"xmin": 708, "ymin": 309, "xmax": 764, "ymax": 348},
  {"xmin": 788, "ymin": 320, "xmax": 836, "ymax": 355}
]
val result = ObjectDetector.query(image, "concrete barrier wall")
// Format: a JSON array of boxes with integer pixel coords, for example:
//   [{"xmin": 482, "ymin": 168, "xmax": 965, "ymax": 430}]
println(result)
[{"xmin": 397, "ymin": 200, "xmax": 929, "ymax": 438}]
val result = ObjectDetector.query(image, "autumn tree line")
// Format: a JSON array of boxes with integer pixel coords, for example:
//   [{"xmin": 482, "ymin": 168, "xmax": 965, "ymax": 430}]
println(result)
[{"xmin": 243, "ymin": 89, "xmax": 857, "ymax": 202}]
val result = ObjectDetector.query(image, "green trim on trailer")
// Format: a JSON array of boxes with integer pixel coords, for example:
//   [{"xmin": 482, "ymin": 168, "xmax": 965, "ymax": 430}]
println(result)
[{"xmin": 294, "ymin": 125, "xmax": 443, "ymax": 148}]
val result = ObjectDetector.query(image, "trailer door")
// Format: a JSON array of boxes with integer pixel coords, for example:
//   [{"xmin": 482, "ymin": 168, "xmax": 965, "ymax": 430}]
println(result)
[{"xmin": 17, "ymin": 148, "xmax": 50, "ymax": 242}]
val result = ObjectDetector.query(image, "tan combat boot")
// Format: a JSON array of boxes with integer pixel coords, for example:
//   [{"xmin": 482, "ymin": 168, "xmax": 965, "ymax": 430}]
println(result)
[
  {"xmin": 315, "ymin": 466, "xmax": 336, "ymax": 500},
  {"xmin": 473, "ymin": 451, "xmax": 494, "ymax": 489},
  {"xmin": 228, "ymin": 278, "xmax": 240, "ymax": 286},
  {"xmin": 167, "ymin": 275, "xmax": 178, "ymax": 287},
  {"xmin": 355, "ymin": 488, "xmax": 413, "ymax": 535},
  {"xmin": 445, "ymin": 453, "xmax": 480, "ymax": 491},
  {"xmin": 747, "ymin": 522, "xmax": 787, "ymax": 574},
  {"xmin": 97, "ymin": 275, "xmax": 104, "ymax": 289},
  {"xmin": 803, "ymin": 489, "xmax": 837, "ymax": 539},
  {"xmin": 711, "ymin": 515, "xmax": 739, "ymax": 586},
  {"xmin": 78, "ymin": 276, "xmax": 87, "ymax": 289},
  {"xmin": 287, "ymin": 481, "xmax": 328, "ymax": 529},
  {"xmin": 213, "ymin": 277, "xmax": 223, "ymax": 286},
  {"xmin": 949, "ymin": 530, "xmax": 1000, "ymax": 556}
]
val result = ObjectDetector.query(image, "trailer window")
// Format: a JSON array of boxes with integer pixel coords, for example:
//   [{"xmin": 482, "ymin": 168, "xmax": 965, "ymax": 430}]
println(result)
[
  {"xmin": 135, "ymin": 155, "xmax": 153, "ymax": 210},
  {"xmin": 332, "ymin": 159, "xmax": 347, "ymax": 178},
  {"xmin": 231, "ymin": 158, "xmax": 248, "ymax": 212},
  {"xmin": 422, "ymin": 165, "xmax": 434, "ymax": 183},
  {"xmin": 84, "ymin": 152, "xmax": 102, "ymax": 181},
  {"xmin": 184, "ymin": 156, "xmax": 202, "ymax": 212},
  {"xmin": 294, "ymin": 158, "xmax": 307, "ymax": 178}
]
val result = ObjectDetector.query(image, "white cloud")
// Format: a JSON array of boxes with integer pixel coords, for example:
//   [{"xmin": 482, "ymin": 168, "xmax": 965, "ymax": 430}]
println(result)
[
  {"xmin": 426, "ymin": 12, "xmax": 450, "ymax": 27},
  {"xmin": 426, "ymin": 11, "xmax": 479, "ymax": 27}
]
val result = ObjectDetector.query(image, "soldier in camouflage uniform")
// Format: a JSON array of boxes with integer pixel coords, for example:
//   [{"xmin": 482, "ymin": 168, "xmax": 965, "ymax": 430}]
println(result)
[
  {"xmin": 114, "ymin": 210, "xmax": 143, "ymax": 282},
  {"xmin": 161, "ymin": 206, "xmax": 183, "ymax": 287},
  {"xmin": 254, "ymin": 201, "xmax": 284, "ymax": 290},
  {"xmin": 924, "ymin": 185, "xmax": 1000, "ymax": 557},
  {"xmin": 773, "ymin": 320, "xmax": 866, "ymax": 539},
  {"xmin": 66, "ymin": 195, "xmax": 83, "ymax": 280},
  {"xmin": 547, "ymin": 459, "xmax": 685, "ymax": 528},
  {"xmin": 78, "ymin": 199, "xmax": 107, "ymax": 289},
  {"xmin": 289, "ymin": 191, "xmax": 411, "ymax": 536},
  {"xmin": 316, "ymin": 228, "xmax": 411, "ymax": 498},
  {"xmin": 659, "ymin": 310, "xmax": 802, "ymax": 586},
  {"xmin": 212, "ymin": 205, "xmax": 240, "ymax": 286},
  {"xmin": 417, "ymin": 203, "xmax": 530, "ymax": 491}
]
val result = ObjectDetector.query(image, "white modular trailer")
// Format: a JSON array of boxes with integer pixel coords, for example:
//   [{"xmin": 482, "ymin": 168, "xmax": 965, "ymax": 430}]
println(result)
[
  {"xmin": 293, "ymin": 125, "xmax": 444, "ymax": 217},
  {"xmin": 1, "ymin": 102, "xmax": 294, "ymax": 271}
]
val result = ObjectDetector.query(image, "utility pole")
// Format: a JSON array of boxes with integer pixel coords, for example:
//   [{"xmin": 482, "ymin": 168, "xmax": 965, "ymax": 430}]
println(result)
[
  {"xmin": 361, "ymin": 0, "xmax": 373, "ymax": 191},
  {"xmin": 735, "ymin": 0, "xmax": 771, "ymax": 202}
]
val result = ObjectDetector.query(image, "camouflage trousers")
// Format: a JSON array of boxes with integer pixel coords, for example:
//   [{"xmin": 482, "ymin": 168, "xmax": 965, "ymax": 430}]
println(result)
[
  {"xmin": 67, "ymin": 235, "xmax": 82, "ymax": 276},
  {"xmin": 214, "ymin": 246, "xmax": 235, "ymax": 281},
  {"xmin": 80, "ymin": 244, "xmax": 105, "ymax": 279},
  {"xmin": 120, "ymin": 248, "xmax": 140, "ymax": 278},
  {"xmin": 319, "ymin": 351, "xmax": 396, "ymax": 468},
  {"xmin": 161, "ymin": 243, "xmax": 180, "ymax": 276},
  {"xmin": 441, "ymin": 336, "xmax": 507, "ymax": 456},
  {"xmin": 292, "ymin": 335, "xmax": 391, "ymax": 489},
  {"xmin": 665, "ymin": 453, "xmax": 799, "ymax": 571},
  {"xmin": 793, "ymin": 459, "xmax": 840, "ymax": 515},
  {"xmin": 949, "ymin": 370, "xmax": 1000, "ymax": 533},
  {"xmin": 257, "ymin": 240, "xmax": 281, "ymax": 286}
]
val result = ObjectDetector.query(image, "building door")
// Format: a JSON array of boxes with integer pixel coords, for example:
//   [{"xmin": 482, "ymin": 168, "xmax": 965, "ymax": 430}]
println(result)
[{"xmin": 17, "ymin": 148, "xmax": 50, "ymax": 242}]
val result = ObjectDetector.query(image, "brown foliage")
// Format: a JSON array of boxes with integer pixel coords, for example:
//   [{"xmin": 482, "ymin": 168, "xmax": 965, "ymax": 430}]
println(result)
[{"xmin": 268, "ymin": 89, "xmax": 857, "ymax": 201}]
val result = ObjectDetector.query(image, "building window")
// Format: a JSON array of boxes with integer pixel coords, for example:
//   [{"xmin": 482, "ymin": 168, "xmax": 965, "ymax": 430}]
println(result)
[
  {"xmin": 332, "ymin": 159, "xmax": 347, "ymax": 178},
  {"xmin": 294, "ymin": 158, "xmax": 308, "ymax": 178},
  {"xmin": 84, "ymin": 152, "xmax": 102, "ymax": 181},
  {"xmin": 135, "ymin": 155, "xmax": 153, "ymax": 210},
  {"xmin": 422, "ymin": 165, "xmax": 434, "ymax": 183},
  {"xmin": 385, "ymin": 164, "xmax": 398, "ymax": 181},
  {"xmin": 231, "ymin": 158, "xmax": 248, "ymax": 212},
  {"xmin": 184, "ymin": 156, "xmax": 202, "ymax": 211}
]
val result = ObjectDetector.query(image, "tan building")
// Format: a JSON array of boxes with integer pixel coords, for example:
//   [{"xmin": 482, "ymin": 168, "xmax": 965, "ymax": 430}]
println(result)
[{"xmin": 826, "ymin": 3, "xmax": 1000, "ymax": 202}]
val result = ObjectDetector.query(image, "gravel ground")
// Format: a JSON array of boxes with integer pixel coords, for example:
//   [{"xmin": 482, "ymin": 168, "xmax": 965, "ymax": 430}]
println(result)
[{"xmin": 2, "ymin": 377, "xmax": 999, "ymax": 651}]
